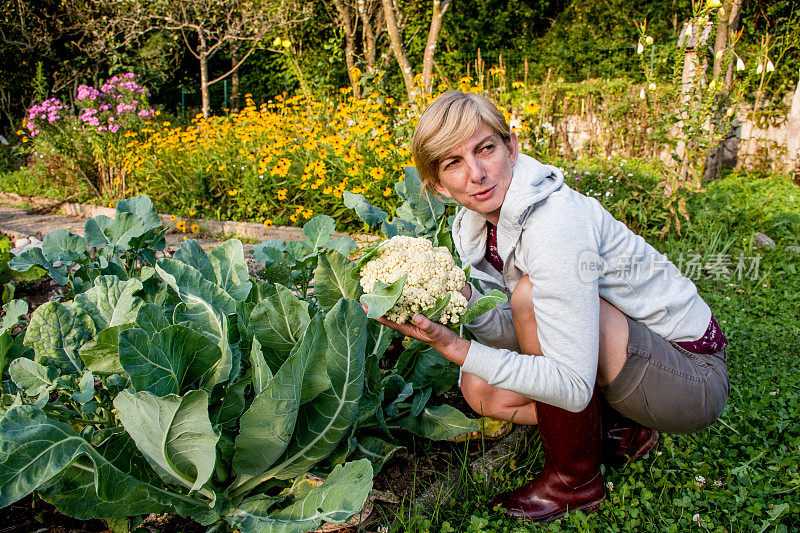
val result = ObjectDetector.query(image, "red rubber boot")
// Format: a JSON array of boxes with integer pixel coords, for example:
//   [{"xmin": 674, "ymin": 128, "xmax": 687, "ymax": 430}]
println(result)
[
  {"xmin": 491, "ymin": 393, "xmax": 606, "ymax": 521},
  {"xmin": 601, "ymin": 405, "xmax": 659, "ymax": 468}
]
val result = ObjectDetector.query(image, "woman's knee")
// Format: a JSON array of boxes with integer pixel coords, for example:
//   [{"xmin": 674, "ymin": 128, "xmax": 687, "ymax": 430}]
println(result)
[{"xmin": 460, "ymin": 373, "xmax": 536, "ymax": 421}]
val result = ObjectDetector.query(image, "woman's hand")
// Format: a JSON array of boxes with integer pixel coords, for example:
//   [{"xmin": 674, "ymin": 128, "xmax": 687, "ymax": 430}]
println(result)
[{"xmin": 371, "ymin": 312, "xmax": 471, "ymax": 366}]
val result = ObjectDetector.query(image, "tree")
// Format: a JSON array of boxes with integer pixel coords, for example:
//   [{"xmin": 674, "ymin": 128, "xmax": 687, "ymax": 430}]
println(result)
[
  {"xmin": 381, "ymin": 0, "xmax": 451, "ymax": 101},
  {"xmin": 324, "ymin": 0, "xmax": 361, "ymax": 97},
  {"xmin": 106, "ymin": 0, "xmax": 310, "ymax": 118}
]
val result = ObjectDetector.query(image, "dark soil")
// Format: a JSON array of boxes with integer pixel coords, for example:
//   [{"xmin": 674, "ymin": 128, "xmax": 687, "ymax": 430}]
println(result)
[
  {"xmin": 0, "ymin": 496, "xmax": 107, "ymax": 533},
  {"xmin": 13, "ymin": 276, "xmax": 59, "ymax": 314}
]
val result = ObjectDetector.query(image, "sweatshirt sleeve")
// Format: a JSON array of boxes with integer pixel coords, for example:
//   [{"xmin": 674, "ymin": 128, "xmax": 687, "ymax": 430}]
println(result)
[{"xmin": 460, "ymin": 202, "xmax": 601, "ymax": 412}]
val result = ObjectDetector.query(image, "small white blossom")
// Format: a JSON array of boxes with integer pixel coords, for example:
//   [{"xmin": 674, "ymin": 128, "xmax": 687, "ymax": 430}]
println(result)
[
  {"xmin": 606, "ymin": 481, "xmax": 614, "ymax": 491},
  {"xmin": 695, "ymin": 475, "xmax": 706, "ymax": 488},
  {"xmin": 736, "ymin": 57, "xmax": 745, "ymax": 71},
  {"xmin": 693, "ymin": 513, "xmax": 702, "ymax": 523}
]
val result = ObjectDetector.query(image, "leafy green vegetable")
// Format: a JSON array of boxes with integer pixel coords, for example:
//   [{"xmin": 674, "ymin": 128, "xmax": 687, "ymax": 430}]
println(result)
[
  {"xmin": 360, "ymin": 275, "xmax": 406, "ymax": 319},
  {"xmin": 249, "ymin": 284, "xmax": 311, "ymax": 363},
  {"xmin": 459, "ymin": 289, "xmax": 508, "ymax": 325},
  {"xmin": 397, "ymin": 404, "xmax": 479, "ymax": 440},
  {"xmin": 343, "ymin": 191, "xmax": 388, "ymax": 227},
  {"xmin": 119, "ymin": 325, "xmax": 222, "ymax": 395},
  {"xmin": 114, "ymin": 390, "xmax": 219, "ymax": 493},
  {"xmin": 315, "ymin": 250, "xmax": 362, "ymax": 311},
  {"xmin": 24, "ymin": 302, "xmax": 96, "ymax": 373}
]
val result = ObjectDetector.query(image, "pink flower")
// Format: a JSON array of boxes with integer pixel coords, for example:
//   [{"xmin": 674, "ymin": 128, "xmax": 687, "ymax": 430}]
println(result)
[{"xmin": 109, "ymin": 124, "xmax": 120, "ymax": 133}]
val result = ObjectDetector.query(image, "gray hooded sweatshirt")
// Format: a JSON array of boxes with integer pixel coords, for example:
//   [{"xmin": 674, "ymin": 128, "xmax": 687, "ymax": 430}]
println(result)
[{"xmin": 455, "ymin": 153, "xmax": 711, "ymax": 412}]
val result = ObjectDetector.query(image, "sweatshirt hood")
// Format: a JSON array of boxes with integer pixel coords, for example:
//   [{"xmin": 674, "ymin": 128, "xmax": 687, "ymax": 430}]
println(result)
[{"xmin": 453, "ymin": 153, "xmax": 564, "ymax": 267}]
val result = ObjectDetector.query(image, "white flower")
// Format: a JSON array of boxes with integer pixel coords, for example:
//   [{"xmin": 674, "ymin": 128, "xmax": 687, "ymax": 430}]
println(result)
[
  {"xmin": 649, "ymin": 82, "xmax": 656, "ymax": 90},
  {"xmin": 606, "ymin": 481, "xmax": 614, "ymax": 491},
  {"xmin": 757, "ymin": 62, "xmax": 764, "ymax": 74},
  {"xmin": 637, "ymin": 42, "xmax": 644, "ymax": 54},
  {"xmin": 770, "ymin": 390, "xmax": 779, "ymax": 396},
  {"xmin": 736, "ymin": 57, "xmax": 745, "ymax": 71},
  {"xmin": 639, "ymin": 88, "xmax": 646, "ymax": 100},
  {"xmin": 713, "ymin": 479, "xmax": 723, "ymax": 487},
  {"xmin": 766, "ymin": 59, "xmax": 775, "ymax": 72},
  {"xmin": 695, "ymin": 475, "xmax": 706, "ymax": 488},
  {"xmin": 693, "ymin": 513, "xmax": 702, "ymax": 522},
  {"xmin": 715, "ymin": 49, "xmax": 724, "ymax": 60},
  {"xmin": 685, "ymin": 23, "xmax": 693, "ymax": 37}
]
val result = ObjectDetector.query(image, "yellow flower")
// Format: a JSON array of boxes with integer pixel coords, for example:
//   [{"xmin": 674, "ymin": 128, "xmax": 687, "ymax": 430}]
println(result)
[
  {"xmin": 302, "ymin": 209, "xmax": 312, "ymax": 219},
  {"xmin": 273, "ymin": 37, "xmax": 282, "ymax": 47},
  {"xmin": 645, "ymin": 35, "xmax": 654, "ymax": 45},
  {"xmin": 323, "ymin": 186, "xmax": 333, "ymax": 194},
  {"xmin": 189, "ymin": 209, "xmax": 196, "ymax": 216},
  {"xmin": 383, "ymin": 187, "xmax": 392, "ymax": 197},
  {"xmin": 228, "ymin": 189, "xmax": 237, "ymax": 196},
  {"xmin": 113, "ymin": 178, "xmax": 121, "ymax": 185},
  {"xmin": 263, "ymin": 219, "xmax": 273, "ymax": 229},
  {"xmin": 108, "ymin": 201, "xmax": 116, "ymax": 208},
  {"xmin": 277, "ymin": 188, "xmax": 288, "ymax": 200},
  {"xmin": 289, "ymin": 213, "xmax": 298, "ymax": 222},
  {"xmin": 169, "ymin": 215, "xmax": 177, "ymax": 221},
  {"xmin": 369, "ymin": 167, "xmax": 385, "ymax": 180},
  {"xmin": 190, "ymin": 223, "xmax": 199, "ymax": 233},
  {"xmin": 512, "ymin": 81, "xmax": 525, "ymax": 89},
  {"xmin": 282, "ymin": 39, "xmax": 291, "ymax": 49}
]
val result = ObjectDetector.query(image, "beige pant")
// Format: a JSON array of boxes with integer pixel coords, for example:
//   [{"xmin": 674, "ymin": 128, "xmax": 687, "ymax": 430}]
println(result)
[{"xmin": 602, "ymin": 316, "xmax": 730, "ymax": 434}]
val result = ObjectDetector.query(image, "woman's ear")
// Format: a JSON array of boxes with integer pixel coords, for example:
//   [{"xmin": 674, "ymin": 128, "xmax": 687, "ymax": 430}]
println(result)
[
  {"xmin": 506, "ymin": 132, "xmax": 520, "ymax": 166},
  {"xmin": 432, "ymin": 180, "xmax": 453, "ymax": 199}
]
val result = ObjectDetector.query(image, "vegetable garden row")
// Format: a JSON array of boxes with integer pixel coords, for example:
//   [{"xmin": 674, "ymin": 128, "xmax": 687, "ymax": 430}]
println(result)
[{"xmin": 0, "ymin": 169, "xmax": 506, "ymax": 532}]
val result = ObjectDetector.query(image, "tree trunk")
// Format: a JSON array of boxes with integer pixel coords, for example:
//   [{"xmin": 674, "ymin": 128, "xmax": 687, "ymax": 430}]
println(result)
[
  {"xmin": 231, "ymin": 43, "xmax": 240, "ymax": 112},
  {"xmin": 381, "ymin": 0, "xmax": 415, "ymax": 101},
  {"xmin": 200, "ymin": 33, "xmax": 210, "ymax": 118},
  {"xmin": 724, "ymin": 0, "xmax": 744, "ymax": 87},
  {"xmin": 332, "ymin": 0, "xmax": 360, "ymax": 98},
  {"xmin": 421, "ymin": 0, "xmax": 450, "ymax": 93},
  {"xmin": 787, "ymin": 78, "xmax": 800, "ymax": 183},
  {"xmin": 359, "ymin": 1, "xmax": 384, "ymax": 73},
  {"xmin": 712, "ymin": 2, "xmax": 730, "ymax": 79},
  {"xmin": 704, "ymin": 0, "xmax": 744, "ymax": 180}
]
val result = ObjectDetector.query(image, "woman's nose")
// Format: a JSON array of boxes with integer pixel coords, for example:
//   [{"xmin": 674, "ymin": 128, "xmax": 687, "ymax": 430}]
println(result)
[{"xmin": 466, "ymin": 157, "xmax": 486, "ymax": 182}]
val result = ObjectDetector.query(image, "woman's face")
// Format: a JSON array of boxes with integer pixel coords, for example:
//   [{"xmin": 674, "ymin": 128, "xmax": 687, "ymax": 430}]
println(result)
[{"xmin": 432, "ymin": 120, "xmax": 518, "ymax": 224}]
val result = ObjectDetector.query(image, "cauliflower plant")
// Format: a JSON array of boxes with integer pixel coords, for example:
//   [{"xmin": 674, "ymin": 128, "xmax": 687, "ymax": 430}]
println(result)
[{"xmin": 359, "ymin": 235, "xmax": 469, "ymax": 324}]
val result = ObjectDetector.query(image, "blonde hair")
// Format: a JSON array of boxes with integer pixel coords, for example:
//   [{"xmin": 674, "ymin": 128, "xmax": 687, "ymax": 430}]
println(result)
[{"xmin": 412, "ymin": 91, "xmax": 510, "ymax": 192}]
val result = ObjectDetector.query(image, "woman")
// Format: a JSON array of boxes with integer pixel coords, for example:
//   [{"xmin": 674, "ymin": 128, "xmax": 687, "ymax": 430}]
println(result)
[{"xmin": 372, "ymin": 91, "xmax": 730, "ymax": 522}]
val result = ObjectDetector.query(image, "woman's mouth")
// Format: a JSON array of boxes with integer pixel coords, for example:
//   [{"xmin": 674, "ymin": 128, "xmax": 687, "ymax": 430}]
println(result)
[{"xmin": 472, "ymin": 185, "xmax": 495, "ymax": 200}]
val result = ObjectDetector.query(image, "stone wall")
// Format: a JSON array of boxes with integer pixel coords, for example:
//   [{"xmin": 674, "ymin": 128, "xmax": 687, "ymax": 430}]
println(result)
[{"xmin": 548, "ymin": 83, "xmax": 800, "ymax": 176}]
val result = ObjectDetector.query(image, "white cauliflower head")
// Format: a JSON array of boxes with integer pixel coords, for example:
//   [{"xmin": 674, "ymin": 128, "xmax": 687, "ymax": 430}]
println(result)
[{"xmin": 359, "ymin": 235, "xmax": 468, "ymax": 324}]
